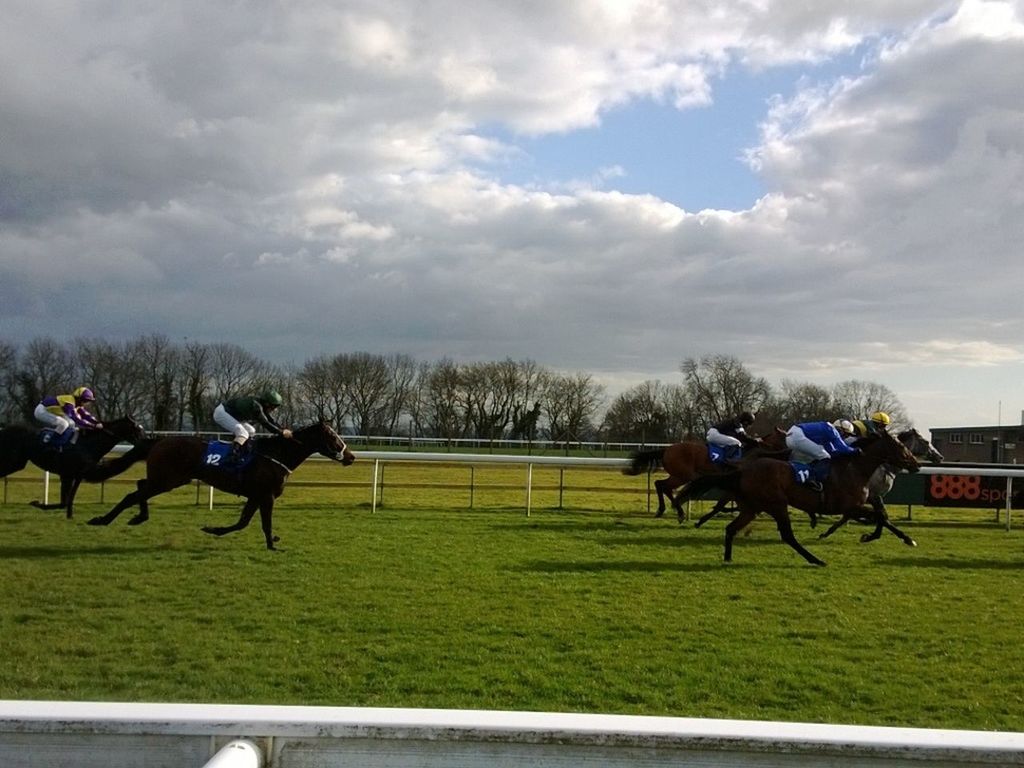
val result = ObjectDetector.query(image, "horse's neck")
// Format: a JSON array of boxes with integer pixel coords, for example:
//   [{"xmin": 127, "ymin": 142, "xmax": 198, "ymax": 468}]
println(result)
[{"xmin": 259, "ymin": 437, "xmax": 317, "ymax": 470}]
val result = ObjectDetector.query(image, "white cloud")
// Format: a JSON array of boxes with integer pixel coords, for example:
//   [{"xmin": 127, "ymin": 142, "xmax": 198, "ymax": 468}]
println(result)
[{"xmin": 2, "ymin": 1, "xmax": 1024, "ymax": 428}]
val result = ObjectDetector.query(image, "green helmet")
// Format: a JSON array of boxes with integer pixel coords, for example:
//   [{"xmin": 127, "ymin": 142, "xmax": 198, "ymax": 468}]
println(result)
[{"xmin": 260, "ymin": 390, "xmax": 283, "ymax": 407}]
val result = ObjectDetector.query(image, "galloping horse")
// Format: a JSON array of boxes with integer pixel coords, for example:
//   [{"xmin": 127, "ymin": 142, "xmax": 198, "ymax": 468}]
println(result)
[
  {"xmin": 675, "ymin": 430, "xmax": 920, "ymax": 565},
  {"xmin": 818, "ymin": 428, "xmax": 943, "ymax": 546},
  {"xmin": 623, "ymin": 427, "xmax": 788, "ymax": 520},
  {"xmin": 87, "ymin": 421, "xmax": 355, "ymax": 550},
  {"xmin": 0, "ymin": 416, "xmax": 148, "ymax": 518}
]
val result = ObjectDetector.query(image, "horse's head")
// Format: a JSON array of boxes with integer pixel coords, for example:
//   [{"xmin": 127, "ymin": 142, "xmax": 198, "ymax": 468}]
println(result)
[
  {"xmin": 873, "ymin": 430, "xmax": 921, "ymax": 473},
  {"xmin": 898, "ymin": 428, "xmax": 943, "ymax": 464},
  {"xmin": 109, "ymin": 415, "xmax": 148, "ymax": 444},
  {"xmin": 310, "ymin": 420, "xmax": 355, "ymax": 466}
]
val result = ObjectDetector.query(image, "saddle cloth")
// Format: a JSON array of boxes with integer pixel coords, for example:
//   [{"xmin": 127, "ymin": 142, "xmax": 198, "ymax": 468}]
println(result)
[
  {"xmin": 202, "ymin": 440, "xmax": 256, "ymax": 471},
  {"xmin": 707, "ymin": 444, "xmax": 742, "ymax": 464}
]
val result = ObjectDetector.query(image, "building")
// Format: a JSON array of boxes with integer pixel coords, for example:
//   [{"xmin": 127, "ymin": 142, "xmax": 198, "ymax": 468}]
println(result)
[{"xmin": 929, "ymin": 422, "xmax": 1024, "ymax": 464}]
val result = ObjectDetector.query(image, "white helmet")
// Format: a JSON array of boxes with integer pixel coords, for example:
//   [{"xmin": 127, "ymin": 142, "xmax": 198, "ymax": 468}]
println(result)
[{"xmin": 834, "ymin": 419, "xmax": 854, "ymax": 435}]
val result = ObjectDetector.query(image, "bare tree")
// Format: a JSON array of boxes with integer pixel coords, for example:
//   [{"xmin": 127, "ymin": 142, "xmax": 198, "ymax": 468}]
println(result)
[
  {"xmin": 769, "ymin": 379, "xmax": 835, "ymax": 427},
  {"xmin": 681, "ymin": 355, "xmax": 772, "ymax": 431},
  {"xmin": 72, "ymin": 338, "xmax": 149, "ymax": 421},
  {"xmin": 335, "ymin": 352, "xmax": 391, "ymax": 436},
  {"xmin": 208, "ymin": 343, "xmax": 267, "ymax": 401},
  {"xmin": 180, "ymin": 342, "xmax": 213, "ymax": 431},
  {"xmin": 17, "ymin": 338, "xmax": 75, "ymax": 420},
  {"xmin": 601, "ymin": 380, "xmax": 670, "ymax": 444},
  {"xmin": 295, "ymin": 354, "xmax": 348, "ymax": 426},
  {"xmin": 136, "ymin": 334, "xmax": 181, "ymax": 430},
  {"xmin": 0, "ymin": 340, "xmax": 20, "ymax": 423},
  {"xmin": 543, "ymin": 372, "xmax": 605, "ymax": 443},
  {"xmin": 831, "ymin": 380, "xmax": 909, "ymax": 429},
  {"xmin": 422, "ymin": 358, "xmax": 465, "ymax": 439}
]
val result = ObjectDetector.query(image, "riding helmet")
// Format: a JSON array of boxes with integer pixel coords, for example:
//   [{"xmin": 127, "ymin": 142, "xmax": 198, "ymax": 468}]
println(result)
[
  {"xmin": 260, "ymin": 390, "xmax": 283, "ymax": 407},
  {"xmin": 74, "ymin": 386, "xmax": 96, "ymax": 402},
  {"xmin": 834, "ymin": 419, "xmax": 855, "ymax": 435},
  {"xmin": 870, "ymin": 411, "xmax": 891, "ymax": 426}
]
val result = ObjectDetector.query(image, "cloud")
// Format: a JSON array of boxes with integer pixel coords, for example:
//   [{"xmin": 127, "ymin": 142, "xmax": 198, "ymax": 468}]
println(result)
[{"xmin": 2, "ymin": 0, "xmax": 1023, "ymax": 431}]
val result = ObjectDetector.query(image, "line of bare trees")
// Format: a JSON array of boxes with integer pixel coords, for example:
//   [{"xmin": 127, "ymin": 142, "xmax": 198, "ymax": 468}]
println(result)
[{"xmin": 0, "ymin": 336, "xmax": 909, "ymax": 443}]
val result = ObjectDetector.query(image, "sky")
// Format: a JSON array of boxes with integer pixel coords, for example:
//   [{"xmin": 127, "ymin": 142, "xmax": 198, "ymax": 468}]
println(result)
[{"xmin": 2, "ymin": 0, "xmax": 1024, "ymax": 432}]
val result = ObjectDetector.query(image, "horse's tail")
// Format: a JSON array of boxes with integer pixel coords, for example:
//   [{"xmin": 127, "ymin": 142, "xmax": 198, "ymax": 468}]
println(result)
[
  {"xmin": 678, "ymin": 471, "xmax": 741, "ymax": 502},
  {"xmin": 82, "ymin": 438, "xmax": 157, "ymax": 482},
  {"xmin": 622, "ymin": 448, "xmax": 663, "ymax": 476}
]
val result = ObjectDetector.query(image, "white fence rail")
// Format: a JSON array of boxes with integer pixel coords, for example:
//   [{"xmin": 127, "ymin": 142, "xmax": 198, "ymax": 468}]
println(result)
[
  {"xmin": 11, "ymin": 448, "xmax": 1024, "ymax": 526},
  {"xmin": 1, "ymin": 700, "xmax": 1022, "ymax": 767}
]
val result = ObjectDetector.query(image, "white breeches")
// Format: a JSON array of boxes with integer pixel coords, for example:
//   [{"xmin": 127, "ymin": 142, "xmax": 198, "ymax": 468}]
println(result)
[
  {"xmin": 213, "ymin": 404, "xmax": 257, "ymax": 442},
  {"xmin": 706, "ymin": 428, "xmax": 743, "ymax": 449},
  {"xmin": 34, "ymin": 405, "xmax": 73, "ymax": 434},
  {"xmin": 785, "ymin": 426, "xmax": 830, "ymax": 463}
]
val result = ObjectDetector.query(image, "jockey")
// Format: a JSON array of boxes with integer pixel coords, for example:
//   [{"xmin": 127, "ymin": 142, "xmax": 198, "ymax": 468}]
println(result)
[
  {"xmin": 34, "ymin": 386, "xmax": 104, "ymax": 445},
  {"xmin": 850, "ymin": 411, "xmax": 891, "ymax": 439},
  {"xmin": 213, "ymin": 390, "xmax": 293, "ymax": 463},
  {"xmin": 706, "ymin": 411, "xmax": 757, "ymax": 453},
  {"xmin": 785, "ymin": 420, "xmax": 859, "ymax": 491}
]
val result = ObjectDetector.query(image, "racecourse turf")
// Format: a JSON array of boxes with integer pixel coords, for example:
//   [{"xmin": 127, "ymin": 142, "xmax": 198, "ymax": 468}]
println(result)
[{"xmin": 1, "ymin": 459, "xmax": 1022, "ymax": 731}]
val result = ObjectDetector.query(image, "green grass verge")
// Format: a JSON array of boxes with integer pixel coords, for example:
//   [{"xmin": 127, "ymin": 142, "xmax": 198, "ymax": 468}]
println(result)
[{"xmin": 1, "ymin": 460, "xmax": 1022, "ymax": 731}]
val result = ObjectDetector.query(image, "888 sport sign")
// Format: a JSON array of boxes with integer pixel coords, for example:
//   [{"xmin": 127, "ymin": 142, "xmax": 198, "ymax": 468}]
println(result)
[{"xmin": 925, "ymin": 474, "xmax": 1013, "ymax": 507}]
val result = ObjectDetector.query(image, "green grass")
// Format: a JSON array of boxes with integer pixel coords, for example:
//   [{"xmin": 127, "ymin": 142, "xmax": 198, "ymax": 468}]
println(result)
[{"xmin": 2, "ymin": 460, "xmax": 1023, "ymax": 731}]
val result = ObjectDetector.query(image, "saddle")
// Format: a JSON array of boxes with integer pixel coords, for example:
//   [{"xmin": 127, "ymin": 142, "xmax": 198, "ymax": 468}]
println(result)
[{"xmin": 202, "ymin": 440, "xmax": 256, "ymax": 471}]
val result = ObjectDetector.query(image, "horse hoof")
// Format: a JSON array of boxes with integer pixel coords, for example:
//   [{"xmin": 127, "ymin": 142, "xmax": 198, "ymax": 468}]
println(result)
[
  {"xmin": 86, "ymin": 517, "xmax": 107, "ymax": 526},
  {"xmin": 905, "ymin": 539, "xmax": 918, "ymax": 547},
  {"xmin": 201, "ymin": 527, "xmax": 223, "ymax": 536},
  {"xmin": 127, "ymin": 516, "xmax": 148, "ymax": 526}
]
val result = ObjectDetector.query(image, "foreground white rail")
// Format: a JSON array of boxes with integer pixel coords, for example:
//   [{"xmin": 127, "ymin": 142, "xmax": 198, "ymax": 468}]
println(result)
[{"xmin": 1, "ymin": 701, "xmax": 1022, "ymax": 767}]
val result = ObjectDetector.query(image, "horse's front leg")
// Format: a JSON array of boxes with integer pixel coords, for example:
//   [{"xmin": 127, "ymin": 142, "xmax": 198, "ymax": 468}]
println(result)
[
  {"xmin": 859, "ymin": 499, "xmax": 887, "ymax": 543},
  {"xmin": 772, "ymin": 504, "xmax": 826, "ymax": 566},
  {"xmin": 64, "ymin": 477, "xmax": 83, "ymax": 519},
  {"xmin": 257, "ymin": 497, "xmax": 280, "ymax": 550},
  {"xmin": 653, "ymin": 478, "xmax": 669, "ymax": 517}
]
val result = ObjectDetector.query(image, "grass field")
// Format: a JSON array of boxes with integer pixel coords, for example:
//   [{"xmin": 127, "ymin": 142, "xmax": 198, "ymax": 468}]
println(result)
[{"xmin": 2, "ymin": 458, "xmax": 1023, "ymax": 732}]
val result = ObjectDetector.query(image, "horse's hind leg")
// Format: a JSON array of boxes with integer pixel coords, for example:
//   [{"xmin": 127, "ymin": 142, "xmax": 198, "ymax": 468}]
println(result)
[
  {"xmin": 694, "ymin": 495, "xmax": 733, "ymax": 528},
  {"xmin": 202, "ymin": 497, "xmax": 261, "ymax": 539}
]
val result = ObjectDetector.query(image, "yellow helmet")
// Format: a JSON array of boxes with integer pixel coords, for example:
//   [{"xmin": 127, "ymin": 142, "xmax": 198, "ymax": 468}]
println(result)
[{"xmin": 870, "ymin": 411, "xmax": 891, "ymax": 426}]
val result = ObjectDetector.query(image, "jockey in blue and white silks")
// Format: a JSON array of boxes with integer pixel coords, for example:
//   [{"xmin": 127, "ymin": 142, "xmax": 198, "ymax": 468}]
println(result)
[{"xmin": 786, "ymin": 420, "xmax": 859, "ymax": 465}]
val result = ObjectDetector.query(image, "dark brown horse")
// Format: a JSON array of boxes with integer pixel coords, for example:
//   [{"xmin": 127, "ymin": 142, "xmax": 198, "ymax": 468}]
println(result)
[
  {"xmin": 623, "ymin": 427, "xmax": 788, "ymax": 520},
  {"xmin": 817, "ymin": 428, "xmax": 942, "ymax": 546},
  {"xmin": 0, "ymin": 416, "xmax": 148, "ymax": 518},
  {"xmin": 87, "ymin": 421, "xmax": 355, "ymax": 550},
  {"xmin": 676, "ymin": 430, "xmax": 920, "ymax": 565}
]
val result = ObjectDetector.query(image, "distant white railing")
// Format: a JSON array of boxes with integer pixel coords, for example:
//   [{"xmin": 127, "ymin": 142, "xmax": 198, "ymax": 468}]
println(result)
[
  {"xmin": 12, "ymin": 448, "xmax": 1023, "ymax": 526},
  {"xmin": 1, "ymin": 701, "xmax": 1022, "ymax": 767}
]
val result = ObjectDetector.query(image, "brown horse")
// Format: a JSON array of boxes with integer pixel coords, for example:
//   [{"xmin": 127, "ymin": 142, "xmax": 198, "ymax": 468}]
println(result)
[
  {"xmin": 817, "ymin": 428, "xmax": 942, "ymax": 546},
  {"xmin": 0, "ymin": 416, "xmax": 148, "ymax": 519},
  {"xmin": 86, "ymin": 421, "xmax": 355, "ymax": 550},
  {"xmin": 623, "ymin": 427, "xmax": 788, "ymax": 520},
  {"xmin": 676, "ymin": 430, "xmax": 920, "ymax": 565}
]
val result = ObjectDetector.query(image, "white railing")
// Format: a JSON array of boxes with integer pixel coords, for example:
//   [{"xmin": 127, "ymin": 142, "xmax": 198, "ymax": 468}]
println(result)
[
  {"xmin": 1, "ymin": 701, "xmax": 1022, "ymax": 767},
  {"xmin": 15, "ymin": 449, "xmax": 1024, "ymax": 526}
]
